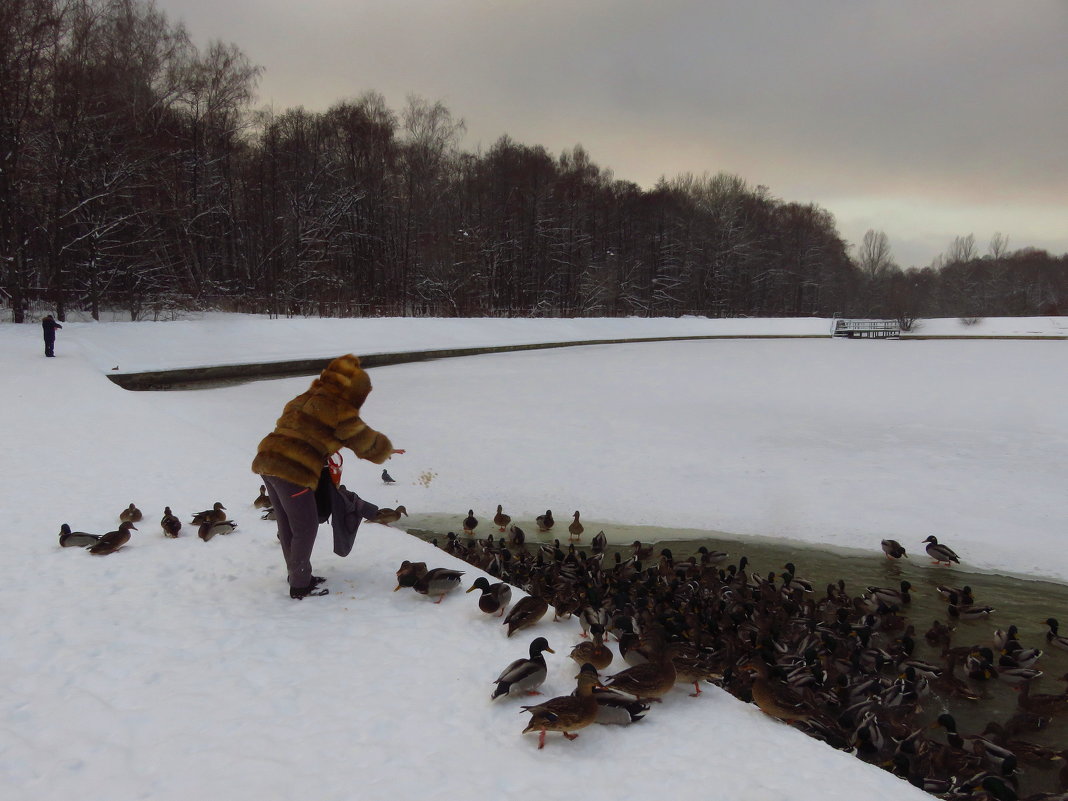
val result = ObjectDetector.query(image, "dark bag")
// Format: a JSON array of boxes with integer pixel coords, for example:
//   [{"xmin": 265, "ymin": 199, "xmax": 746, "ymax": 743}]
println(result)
[
  {"xmin": 331, "ymin": 484, "xmax": 379, "ymax": 557},
  {"xmin": 314, "ymin": 467, "xmax": 333, "ymax": 524}
]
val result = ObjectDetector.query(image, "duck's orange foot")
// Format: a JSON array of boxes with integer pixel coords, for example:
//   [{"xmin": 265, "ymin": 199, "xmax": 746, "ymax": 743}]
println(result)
[
  {"xmin": 524, "ymin": 690, "xmax": 543, "ymax": 696},
  {"xmin": 538, "ymin": 730, "xmax": 546, "ymax": 749},
  {"xmin": 563, "ymin": 732, "xmax": 579, "ymax": 741}
]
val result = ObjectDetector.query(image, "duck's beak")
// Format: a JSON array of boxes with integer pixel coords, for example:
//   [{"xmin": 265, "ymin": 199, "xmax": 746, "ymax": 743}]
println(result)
[
  {"xmin": 465, "ymin": 585, "xmax": 477, "ymax": 593},
  {"xmin": 393, "ymin": 584, "xmax": 402, "ymax": 591}
]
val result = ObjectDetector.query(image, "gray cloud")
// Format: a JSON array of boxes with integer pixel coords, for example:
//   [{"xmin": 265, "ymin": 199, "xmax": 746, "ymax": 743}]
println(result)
[{"xmin": 159, "ymin": 0, "xmax": 1068, "ymax": 267}]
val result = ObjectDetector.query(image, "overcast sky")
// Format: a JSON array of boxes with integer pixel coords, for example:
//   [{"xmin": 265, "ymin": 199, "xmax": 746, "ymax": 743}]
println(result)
[{"xmin": 156, "ymin": 0, "xmax": 1067, "ymax": 268}]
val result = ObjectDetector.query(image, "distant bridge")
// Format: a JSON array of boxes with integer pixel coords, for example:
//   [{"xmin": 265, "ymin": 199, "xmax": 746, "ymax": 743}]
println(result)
[{"xmin": 831, "ymin": 319, "xmax": 901, "ymax": 338}]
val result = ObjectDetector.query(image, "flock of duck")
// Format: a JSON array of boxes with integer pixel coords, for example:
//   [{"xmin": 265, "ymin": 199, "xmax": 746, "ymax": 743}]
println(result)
[
  {"xmin": 394, "ymin": 506, "xmax": 1068, "ymax": 801},
  {"xmin": 58, "ymin": 499, "xmax": 239, "ymax": 553}
]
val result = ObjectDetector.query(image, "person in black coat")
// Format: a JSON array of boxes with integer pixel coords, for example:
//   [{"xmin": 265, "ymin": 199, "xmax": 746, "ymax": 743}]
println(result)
[{"xmin": 42, "ymin": 315, "xmax": 62, "ymax": 357}]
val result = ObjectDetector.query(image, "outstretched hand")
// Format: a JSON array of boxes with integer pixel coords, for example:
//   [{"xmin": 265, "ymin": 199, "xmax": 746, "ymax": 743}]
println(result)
[{"xmin": 391, "ymin": 448, "xmax": 406, "ymax": 456}]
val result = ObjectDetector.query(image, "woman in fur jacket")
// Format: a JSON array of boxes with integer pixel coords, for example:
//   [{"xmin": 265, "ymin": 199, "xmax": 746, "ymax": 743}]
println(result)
[{"xmin": 252, "ymin": 354, "xmax": 404, "ymax": 598}]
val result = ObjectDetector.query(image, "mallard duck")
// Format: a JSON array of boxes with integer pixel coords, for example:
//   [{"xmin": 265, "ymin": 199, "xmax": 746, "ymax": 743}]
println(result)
[
  {"xmin": 493, "ymin": 505, "xmax": 511, "ymax": 532},
  {"xmin": 412, "ymin": 567, "xmax": 464, "ymax": 603},
  {"xmin": 568, "ymin": 511, "xmax": 583, "ymax": 541},
  {"xmin": 160, "ymin": 507, "xmax": 182, "ymax": 538},
  {"xmin": 381, "ymin": 468, "xmax": 396, "ymax": 484},
  {"xmin": 119, "ymin": 503, "xmax": 142, "ymax": 523},
  {"xmin": 569, "ymin": 624, "xmax": 613, "ymax": 671},
  {"xmin": 191, "ymin": 502, "xmax": 227, "ymax": 525},
  {"xmin": 948, "ymin": 602, "xmax": 995, "ymax": 620},
  {"xmin": 535, "ymin": 510, "xmax": 554, "ymax": 532},
  {"xmin": 199, "ymin": 519, "xmax": 236, "ymax": 541},
  {"xmin": 373, "ymin": 505, "xmax": 408, "ymax": 525},
  {"xmin": 503, "ymin": 594, "xmax": 549, "ymax": 637},
  {"xmin": 578, "ymin": 604, "xmax": 608, "ymax": 639},
  {"xmin": 1043, "ymin": 618, "xmax": 1068, "ymax": 651},
  {"xmin": 740, "ymin": 660, "xmax": 814, "ymax": 724},
  {"xmin": 507, "ymin": 524, "xmax": 525, "ymax": 548},
  {"xmin": 89, "ymin": 521, "xmax": 136, "ymax": 555},
  {"xmin": 863, "ymin": 581, "xmax": 912, "ymax": 612},
  {"xmin": 521, "ymin": 664, "xmax": 601, "ymax": 749},
  {"xmin": 394, "ymin": 560, "xmax": 428, "ymax": 590},
  {"xmin": 591, "ymin": 530, "xmax": 607, "ymax": 554},
  {"xmin": 980, "ymin": 721, "xmax": 1063, "ymax": 765},
  {"xmin": 253, "ymin": 485, "xmax": 271, "ymax": 509},
  {"xmin": 923, "ymin": 535, "xmax": 960, "ymax": 565},
  {"xmin": 462, "ymin": 509, "xmax": 478, "ymax": 535},
  {"xmin": 696, "ymin": 546, "xmax": 729, "ymax": 566},
  {"xmin": 589, "ymin": 684, "xmax": 649, "ymax": 725},
  {"xmin": 58, "ymin": 523, "xmax": 100, "ymax": 548},
  {"xmin": 629, "ymin": 540, "xmax": 654, "ymax": 561},
  {"xmin": 669, "ymin": 644, "xmax": 722, "ymax": 697},
  {"xmin": 1015, "ymin": 672, "xmax": 1068, "ymax": 717},
  {"xmin": 467, "ymin": 576, "xmax": 512, "ymax": 616},
  {"xmin": 996, "ymin": 667, "xmax": 1043, "ymax": 687},
  {"xmin": 491, "ymin": 636, "xmax": 555, "ymax": 699},
  {"xmin": 881, "ymin": 538, "xmax": 908, "ymax": 559},
  {"xmin": 602, "ymin": 630, "xmax": 677, "ymax": 702},
  {"xmin": 936, "ymin": 583, "xmax": 974, "ymax": 604}
]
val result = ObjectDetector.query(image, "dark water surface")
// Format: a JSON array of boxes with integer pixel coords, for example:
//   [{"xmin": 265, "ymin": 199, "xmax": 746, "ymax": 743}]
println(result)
[{"xmin": 404, "ymin": 514, "xmax": 1068, "ymax": 795}]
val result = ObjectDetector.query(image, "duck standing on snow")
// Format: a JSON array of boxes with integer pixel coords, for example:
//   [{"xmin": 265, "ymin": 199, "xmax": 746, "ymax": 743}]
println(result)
[
  {"xmin": 521, "ymin": 663, "xmax": 601, "ymax": 749},
  {"xmin": 89, "ymin": 521, "xmax": 136, "ymax": 555},
  {"xmin": 412, "ymin": 567, "xmax": 465, "ymax": 603},
  {"xmin": 491, "ymin": 636, "xmax": 555, "ymax": 699},
  {"xmin": 58, "ymin": 523, "xmax": 100, "ymax": 548},
  {"xmin": 504, "ymin": 594, "xmax": 549, "ymax": 637},
  {"xmin": 191, "ymin": 502, "xmax": 227, "ymax": 525},
  {"xmin": 569, "ymin": 624, "xmax": 613, "ymax": 671},
  {"xmin": 199, "ymin": 519, "xmax": 237, "ymax": 541},
  {"xmin": 160, "ymin": 507, "xmax": 182, "ymax": 538},
  {"xmin": 394, "ymin": 560, "xmax": 428, "ymax": 591},
  {"xmin": 536, "ymin": 510, "xmax": 554, "ymax": 532},
  {"xmin": 253, "ymin": 485, "xmax": 271, "ymax": 509},
  {"xmin": 119, "ymin": 503, "xmax": 142, "ymax": 523},
  {"xmin": 923, "ymin": 535, "xmax": 960, "ymax": 565},
  {"xmin": 467, "ymin": 576, "xmax": 512, "ymax": 616}
]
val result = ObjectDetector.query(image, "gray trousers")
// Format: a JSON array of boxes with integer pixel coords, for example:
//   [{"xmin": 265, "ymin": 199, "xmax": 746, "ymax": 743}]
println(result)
[{"xmin": 262, "ymin": 474, "xmax": 320, "ymax": 589}]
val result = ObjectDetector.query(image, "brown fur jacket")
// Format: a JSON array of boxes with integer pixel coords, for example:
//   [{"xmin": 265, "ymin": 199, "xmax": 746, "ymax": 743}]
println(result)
[{"xmin": 252, "ymin": 354, "xmax": 394, "ymax": 489}]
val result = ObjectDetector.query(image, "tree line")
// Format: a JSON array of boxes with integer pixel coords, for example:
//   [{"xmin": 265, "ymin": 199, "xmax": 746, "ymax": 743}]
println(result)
[{"xmin": 3, "ymin": 0, "xmax": 1066, "ymax": 323}]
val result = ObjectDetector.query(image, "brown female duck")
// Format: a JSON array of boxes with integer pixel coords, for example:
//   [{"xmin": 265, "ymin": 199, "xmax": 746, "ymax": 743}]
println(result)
[
  {"xmin": 503, "ymin": 594, "xmax": 549, "ymax": 637},
  {"xmin": 569, "ymin": 624, "xmax": 613, "ymax": 672},
  {"xmin": 521, "ymin": 663, "xmax": 601, "ymax": 749}
]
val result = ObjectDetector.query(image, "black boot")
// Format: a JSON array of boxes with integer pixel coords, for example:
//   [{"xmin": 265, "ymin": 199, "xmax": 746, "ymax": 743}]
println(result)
[{"xmin": 290, "ymin": 582, "xmax": 329, "ymax": 599}]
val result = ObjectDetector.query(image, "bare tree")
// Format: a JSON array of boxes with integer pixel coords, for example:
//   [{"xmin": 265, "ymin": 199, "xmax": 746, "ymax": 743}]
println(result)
[
  {"xmin": 944, "ymin": 233, "xmax": 976, "ymax": 265},
  {"xmin": 856, "ymin": 229, "xmax": 895, "ymax": 280},
  {"xmin": 988, "ymin": 231, "xmax": 1009, "ymax": 260}
]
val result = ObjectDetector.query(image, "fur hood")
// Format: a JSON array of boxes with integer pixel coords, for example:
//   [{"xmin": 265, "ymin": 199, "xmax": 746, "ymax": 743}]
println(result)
[{"xmin": 252, "ymin": 354, "xmax": 393, "ymax": 489}]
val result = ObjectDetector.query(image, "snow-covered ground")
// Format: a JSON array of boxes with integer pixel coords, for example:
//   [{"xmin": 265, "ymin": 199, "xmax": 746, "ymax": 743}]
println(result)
[{"xmin": 3, "ymin": 313, "xmax": 1066, "ymax": 801}]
